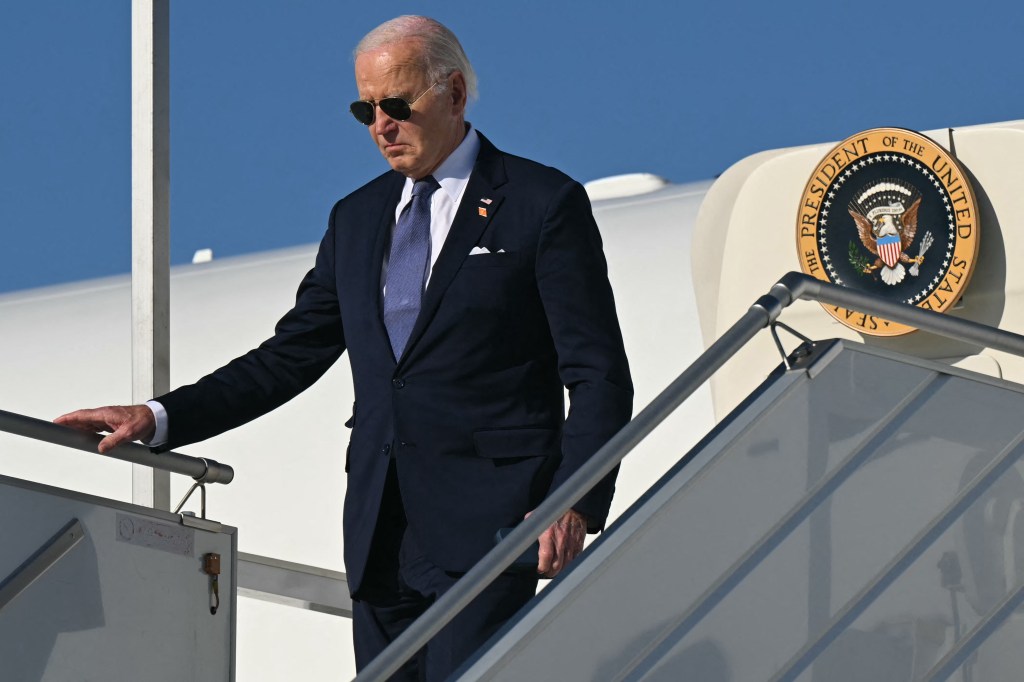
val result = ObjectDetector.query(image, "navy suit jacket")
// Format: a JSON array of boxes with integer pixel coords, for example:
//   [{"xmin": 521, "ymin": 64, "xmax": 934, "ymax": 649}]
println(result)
[{"xmin": 156, "ymin": 133, "xmax": 633, "ymax": 594}]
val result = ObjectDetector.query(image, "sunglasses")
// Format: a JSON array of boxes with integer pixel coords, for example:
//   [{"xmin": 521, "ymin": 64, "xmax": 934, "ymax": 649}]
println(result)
[{"xmin": 349, "ymin": 82, "xmax": 440, "ymax": 126}]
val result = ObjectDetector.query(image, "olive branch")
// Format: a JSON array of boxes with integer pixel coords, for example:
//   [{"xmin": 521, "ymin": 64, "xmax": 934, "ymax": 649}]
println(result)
[{"xmin": 848, "ymin": 242, "xmax": 871, "ymax": 275}]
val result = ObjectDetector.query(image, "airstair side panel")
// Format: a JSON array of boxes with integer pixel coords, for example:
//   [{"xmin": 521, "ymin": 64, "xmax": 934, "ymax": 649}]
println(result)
[
  {"xmin": 456, "ymin": 341, "xmax": 1024, "ymax": 681},
  {"xmin": 0, "ymin": 474, "xmax": 236, "ymax": 681}
]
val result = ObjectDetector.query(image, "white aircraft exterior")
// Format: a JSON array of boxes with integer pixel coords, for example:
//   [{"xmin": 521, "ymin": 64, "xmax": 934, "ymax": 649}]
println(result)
[{"xmin": 3, "ymin": 119, "xmax": 1023, "ymax": 679}]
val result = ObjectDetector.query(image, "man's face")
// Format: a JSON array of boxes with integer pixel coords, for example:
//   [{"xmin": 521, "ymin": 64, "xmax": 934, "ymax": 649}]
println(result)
[{"xmin": 354, "ymin": 40, "xmax": 466, "ymax": 180}]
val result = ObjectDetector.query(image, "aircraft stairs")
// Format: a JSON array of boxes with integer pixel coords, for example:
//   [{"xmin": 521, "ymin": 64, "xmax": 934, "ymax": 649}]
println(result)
[
  {"xmin": 457, "ymin": 337, "xmax": 1024, "ymax": 681},
  {"xmin": 360, "ymin": 273, "xmax": 1024, "ymax": 682},
  {"xmin": 6, "ymin": 272, "xmax": 1024, "ymax": 681}
]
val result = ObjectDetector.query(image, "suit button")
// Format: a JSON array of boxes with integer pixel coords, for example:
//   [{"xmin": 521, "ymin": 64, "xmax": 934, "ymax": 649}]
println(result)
[
  {"xmin": 392, "ymin": 378, "xmax": 405, "ymax": 389},
  {"xmin": 381, "ymin": 444, "xmax": 391, "ymax": 456}
]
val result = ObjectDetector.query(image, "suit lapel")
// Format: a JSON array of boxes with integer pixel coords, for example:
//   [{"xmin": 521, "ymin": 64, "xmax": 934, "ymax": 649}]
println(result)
[
  {"xmin": 369, "ymin": 174, "xmax": 405, "ymax": 363},
  {"xmin": 399, "ymin": 135, "xmax": 508, "ymax": 365}
]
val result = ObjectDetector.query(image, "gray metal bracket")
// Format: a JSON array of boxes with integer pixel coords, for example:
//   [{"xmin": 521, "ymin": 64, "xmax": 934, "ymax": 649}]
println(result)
[
  {"xmin": 0, "ymin": 518, "xmax": 85, "ymax": 614},
  {"xmin": 769, "ymin": 320, "xmax": 814, "ymax": 370},
  {"xmin": 237, "ymin": 552, "xmax": 352, "ymax": 618},
  {"xmin": 174, "ymin": 479, "xmax": 207, "ymax": 519}
]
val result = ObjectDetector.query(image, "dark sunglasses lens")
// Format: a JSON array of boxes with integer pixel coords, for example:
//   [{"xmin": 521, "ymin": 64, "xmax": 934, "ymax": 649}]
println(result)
[
  {"xmin": 350, "ymin": 101, "xmax": 374, "ymax": 125},
  {"xmin": 378, "ymin": 98, "xmax": 412, "ymax": 121}
]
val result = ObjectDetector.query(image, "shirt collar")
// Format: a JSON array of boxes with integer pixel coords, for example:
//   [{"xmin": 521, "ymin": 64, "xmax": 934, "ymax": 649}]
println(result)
[{"xmin": 400, "ymin": 125, "xmax": 480, "ymax": 204}]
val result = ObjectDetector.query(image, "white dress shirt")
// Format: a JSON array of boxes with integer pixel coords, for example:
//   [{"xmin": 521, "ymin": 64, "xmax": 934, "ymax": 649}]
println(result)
[{"xmin": 390, "ymin": 125, "xmax": 480, "ymax": 285}]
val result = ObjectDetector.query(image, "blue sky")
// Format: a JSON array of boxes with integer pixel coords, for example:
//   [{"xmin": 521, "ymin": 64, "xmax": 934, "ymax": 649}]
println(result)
[{"xmin": 1, "ymin": 1, "xmax": 1021, "ymax": 293}]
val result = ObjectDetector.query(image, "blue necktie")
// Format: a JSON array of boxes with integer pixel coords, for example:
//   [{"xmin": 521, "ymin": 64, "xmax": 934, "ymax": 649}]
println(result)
[{"xmin": 384, "ymin": 176, "xmax": 439, "ymax": 360}]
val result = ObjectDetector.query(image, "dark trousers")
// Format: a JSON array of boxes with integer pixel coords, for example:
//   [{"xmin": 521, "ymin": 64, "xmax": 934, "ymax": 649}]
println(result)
[{"xmin": 352, "ymin": 463, "xmax": 538, "ymax": 681}]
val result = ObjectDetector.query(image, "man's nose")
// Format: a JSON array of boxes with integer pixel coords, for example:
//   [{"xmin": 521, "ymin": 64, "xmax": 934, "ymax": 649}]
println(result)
[{"xmin": 372, "ymin": 107, "xmax": 398, "ymax": 135}]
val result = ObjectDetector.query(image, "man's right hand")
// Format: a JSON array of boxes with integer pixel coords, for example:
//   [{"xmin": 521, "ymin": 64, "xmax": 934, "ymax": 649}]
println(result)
[{"xmin": 54, "ymin": 405, "xmax": 156, "ymax": 454}]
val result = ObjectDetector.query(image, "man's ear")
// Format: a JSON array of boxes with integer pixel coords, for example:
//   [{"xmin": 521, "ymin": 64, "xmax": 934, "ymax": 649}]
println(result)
[{"xmin": 449, "ymin": 71, "xmax": 468, "ymax": 116}]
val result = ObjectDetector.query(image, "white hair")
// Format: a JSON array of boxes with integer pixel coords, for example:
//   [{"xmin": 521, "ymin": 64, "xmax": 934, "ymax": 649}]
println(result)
[{"xmin": 354, "ymin": 15, "xmax": 479, "ymax": 100}]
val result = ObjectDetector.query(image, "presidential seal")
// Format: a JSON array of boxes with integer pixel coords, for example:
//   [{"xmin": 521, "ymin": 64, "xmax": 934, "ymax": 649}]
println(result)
[{"xmin": 796, "ymin": 128, "xmax": 980, "ymax": 336}]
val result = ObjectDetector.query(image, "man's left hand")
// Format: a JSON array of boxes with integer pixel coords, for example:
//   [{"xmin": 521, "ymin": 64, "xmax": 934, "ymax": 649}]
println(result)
[{"xmin": 532, "ymin": 508, "xmax": 588, "ymax": 578}]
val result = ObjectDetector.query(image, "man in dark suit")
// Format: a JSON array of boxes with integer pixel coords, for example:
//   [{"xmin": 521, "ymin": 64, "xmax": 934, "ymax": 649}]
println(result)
[{"xmin": 57, "ymin": 15, "xmax": 632, "ymax": 680}]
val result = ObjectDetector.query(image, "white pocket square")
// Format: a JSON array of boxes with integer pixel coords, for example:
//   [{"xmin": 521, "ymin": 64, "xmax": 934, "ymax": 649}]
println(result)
[{"xmin": 469, "ymin": 246, "xmax": 505, "ymax": 255}]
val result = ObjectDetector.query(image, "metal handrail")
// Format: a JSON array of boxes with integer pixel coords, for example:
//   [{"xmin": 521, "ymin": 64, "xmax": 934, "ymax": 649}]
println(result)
[
  {"xmin": 0, "ymin": 408, "xmax": 233, "ymax": 484},
  {"xmin": 774, "ymin": 271, "xmax": 1024, "ymax": 356},
  {"xmin": 355, "ymin": 271, "xmax": 1024, "ymax": 681}
]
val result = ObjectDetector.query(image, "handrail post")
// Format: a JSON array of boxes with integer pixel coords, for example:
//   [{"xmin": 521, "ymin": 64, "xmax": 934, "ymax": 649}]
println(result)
[{"xmin": 131, "ymin": 0, "xmax": 171, "ymax": 510}]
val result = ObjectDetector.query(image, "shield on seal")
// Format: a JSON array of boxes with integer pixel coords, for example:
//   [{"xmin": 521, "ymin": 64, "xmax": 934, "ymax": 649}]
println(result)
[{"xmin": 877, "ymin": 234, "xmax": 901, "ymax": 269}]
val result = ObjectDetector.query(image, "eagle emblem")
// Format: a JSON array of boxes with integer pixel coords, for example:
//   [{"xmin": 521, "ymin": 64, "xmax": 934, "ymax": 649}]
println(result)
[
  {"xmin": 797, "ymin": 127, "xmax": 981, "ymax": 336},
  {"xmin": 847, "ymin": 179, "xmax": 933, "ymax": 286}
]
